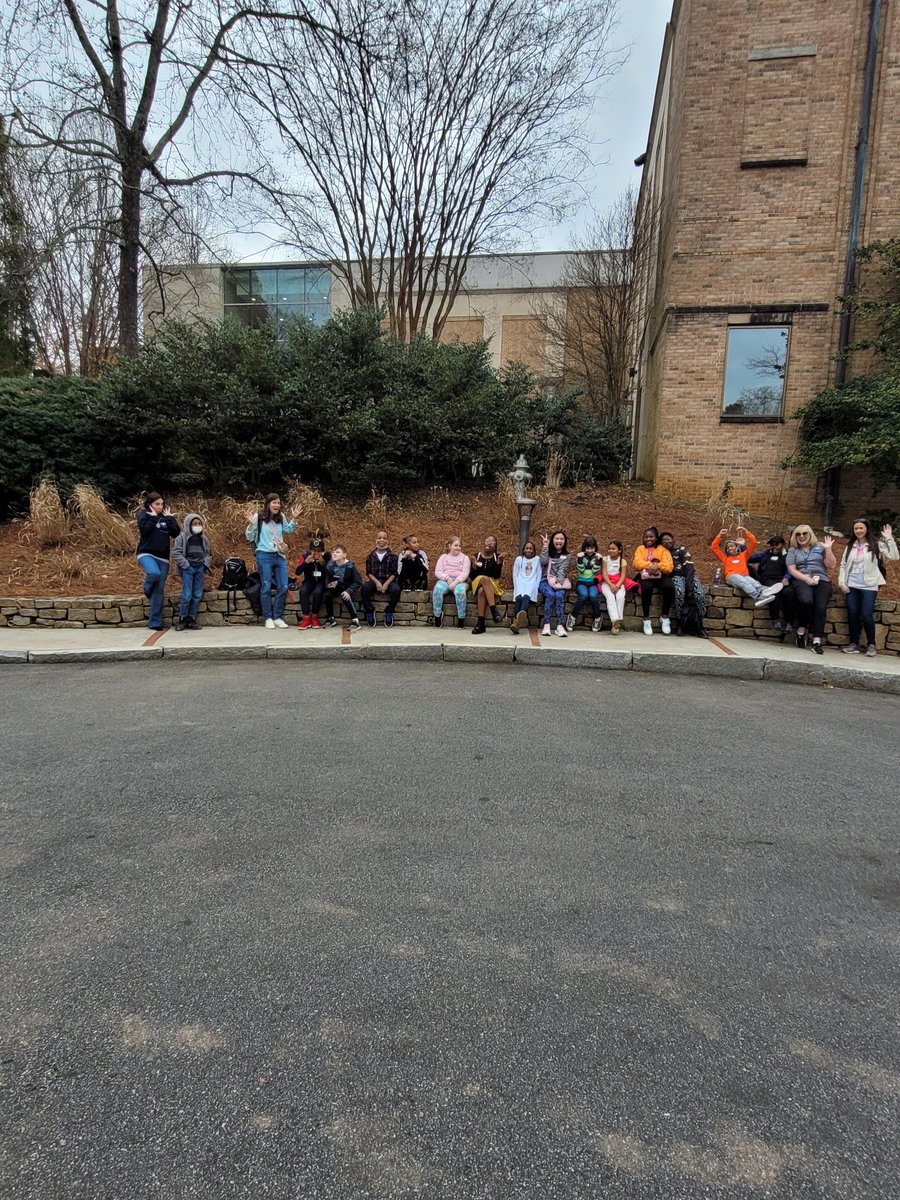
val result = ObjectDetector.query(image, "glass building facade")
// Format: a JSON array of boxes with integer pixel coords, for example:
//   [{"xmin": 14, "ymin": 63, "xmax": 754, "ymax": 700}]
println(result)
[{"xmin": 223, "ymin": 266, "xmax": 331, "ymax": 331}]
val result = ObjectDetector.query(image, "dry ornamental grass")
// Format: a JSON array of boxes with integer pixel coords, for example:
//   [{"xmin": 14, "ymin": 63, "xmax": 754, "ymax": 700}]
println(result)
[
  {"xmin": 22, "ymin": 479, "xmax": 70, "ymax": 548},
  {"xmin": 68, "ymin": 484, "xmax": 134, "ymax": 555}
]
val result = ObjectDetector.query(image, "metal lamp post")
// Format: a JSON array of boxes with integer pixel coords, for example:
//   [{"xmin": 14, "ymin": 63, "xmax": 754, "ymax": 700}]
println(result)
[{"xmin": 508, "ymin": 455, "xmax": 537, "ymax": 551}]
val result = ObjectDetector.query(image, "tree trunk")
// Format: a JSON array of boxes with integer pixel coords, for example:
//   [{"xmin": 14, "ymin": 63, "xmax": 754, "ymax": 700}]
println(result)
[{"xmin": 118, "ymin": 156, "xmax": 142, "ymax": 357}]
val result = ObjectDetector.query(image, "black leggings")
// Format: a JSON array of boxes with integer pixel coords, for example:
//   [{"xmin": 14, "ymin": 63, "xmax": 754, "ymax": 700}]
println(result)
[
  {"xmin": 640, "ymin": 575, "xmax": 675, "ymax": 618},
  {"xmin": 324, "ymin": 590, "xmax": 357, "ymax": 619},
  {"xmin": 790, "ymin": 578, "xmax": 832, "ymax": 639}
]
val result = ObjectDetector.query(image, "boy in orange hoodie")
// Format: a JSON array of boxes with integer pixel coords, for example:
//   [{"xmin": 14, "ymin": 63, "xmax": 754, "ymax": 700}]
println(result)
[{"xmin": 711, "ymin": 526, "xmax": 783, "ymax": 607}]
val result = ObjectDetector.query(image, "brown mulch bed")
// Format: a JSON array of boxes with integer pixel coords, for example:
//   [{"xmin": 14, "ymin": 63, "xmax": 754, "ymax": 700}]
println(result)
[{"xmin": 2, "ymin": 484, "xmax": 897, "ymax": 598}]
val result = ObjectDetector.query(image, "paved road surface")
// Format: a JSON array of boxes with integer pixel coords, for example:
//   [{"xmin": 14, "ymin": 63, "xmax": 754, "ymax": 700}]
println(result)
[{"xmin": 1, "ymin": 663, "xmax": 899, "ymax": 1199}]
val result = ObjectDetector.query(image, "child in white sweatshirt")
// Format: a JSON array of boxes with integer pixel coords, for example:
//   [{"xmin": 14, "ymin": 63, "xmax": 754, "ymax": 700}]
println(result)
[{"xmin": 510, "ymin": 540, "xmax": 541, "ymax": 633}]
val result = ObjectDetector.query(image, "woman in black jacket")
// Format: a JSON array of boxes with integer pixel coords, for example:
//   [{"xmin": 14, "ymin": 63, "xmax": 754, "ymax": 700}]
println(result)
[{"xmin": 136, "ymin": 492, "xmax": 180, "ymax": 630}]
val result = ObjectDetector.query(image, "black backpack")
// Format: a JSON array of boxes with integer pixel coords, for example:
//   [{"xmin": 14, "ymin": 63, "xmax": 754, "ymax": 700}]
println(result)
[{"xmin": 218, "ymin": 557, "xmax": 248, "ymax": 617}]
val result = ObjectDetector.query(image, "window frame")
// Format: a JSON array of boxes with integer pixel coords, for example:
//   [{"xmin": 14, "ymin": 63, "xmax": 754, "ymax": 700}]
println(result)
[{"xmin": 719, "ymin": 319, "xmax": 791, "ymax": 424}]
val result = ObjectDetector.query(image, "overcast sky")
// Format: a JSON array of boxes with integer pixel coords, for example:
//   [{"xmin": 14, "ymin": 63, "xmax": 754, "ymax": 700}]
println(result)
[
  {"xmin": 544, "ymin": 0, "xmax": 672, "ymax": 250},
  {"xmin": 231, "ymin": 0, "xmax": 673, "ymax": 262}
]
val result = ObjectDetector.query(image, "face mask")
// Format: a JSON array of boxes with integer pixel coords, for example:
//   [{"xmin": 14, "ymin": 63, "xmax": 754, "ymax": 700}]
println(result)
[{"xmin": 191, "ymin": 525, "xmax": 202, "ymax": 535}]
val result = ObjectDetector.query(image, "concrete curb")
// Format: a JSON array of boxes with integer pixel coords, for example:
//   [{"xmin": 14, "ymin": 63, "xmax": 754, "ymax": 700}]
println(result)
[
  {"xmin": 27, "ymin": 647, "xmax": 164, "ymax": 664},
  {"xmin": 163, "ymin": 645, "xmax": 267, "ymax": 661},
  {"xmin": 633, "ymin": 652, "xmax": 766, "ymax": 680},
  {"xmin": 267, "ymin": 644, "xmax": 365, "ymax": 660},
  {"xmin": 8, "ymin": 639, "xmax": 900, "ymax": 695},
  {"xmin": 363, "ymin": 643, "xmax": 442, "ymax": 662},
  {"xmin": 442, "ymin": 644, "xmax": 516, "ymax": 664},
  {"xmin": 514, "ymin": 647, "xmax": 633, "ymax": 670}
]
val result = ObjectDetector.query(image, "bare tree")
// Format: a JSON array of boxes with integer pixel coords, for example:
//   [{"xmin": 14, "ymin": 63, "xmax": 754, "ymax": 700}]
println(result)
[
  {"xmin": 539, "ymin": 186, "xmax": 651, "ymax": 424},
  {"xmin": 238, "ymin": 0, "xmax": 623, "ymax": 341},
  {"xmin": 0, "ymin": 0, "xmax": 332, "ymax": 356}
]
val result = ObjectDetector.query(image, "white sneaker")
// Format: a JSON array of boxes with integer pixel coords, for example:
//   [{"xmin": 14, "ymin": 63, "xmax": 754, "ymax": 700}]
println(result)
[
  {"xmin": 542, "ymin": 624, "xmax": 551, "ymax": 636},
  {"xmin": 265, "ymin": 618, "xmax": 275, "ymax": 630},
  {"xmin": 273, "ymin": 618, "xmax": 289, "ymax": 629},
  {"xmin": 762, "ymin": 581, "xmax": 784, "ymax": 596},
  {"xmin": 753, "ymin": 594, "xmax": 776, "ymax": 607},
  {"xmin": 661, "ymin": 617, "xmax": 671, "ymax": 635},
  {"xmin": 642, "ymin": 619, "xmax": 652, "ymax": 636},
  {"xmin": 565, "ymin": 614, "xmax": 576, "ymax": 632},
  {"xmin": 592, "ymin": 617, "xmax": 603, "ymax": 633},
  {"xmin": 556, "ymin": 625, "xmax": 567, "ymax": 637}
]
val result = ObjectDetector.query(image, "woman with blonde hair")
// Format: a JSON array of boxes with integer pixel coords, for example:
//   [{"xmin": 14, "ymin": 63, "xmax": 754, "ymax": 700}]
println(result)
[{"xmin": 786, "ymin": 525, "xmax": 836, "ymax": 654}]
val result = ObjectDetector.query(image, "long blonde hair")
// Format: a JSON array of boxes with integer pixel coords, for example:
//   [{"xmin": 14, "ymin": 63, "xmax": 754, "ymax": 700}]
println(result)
[{"xmin": 789, "ymin": 525, "xmax": 819, "ymax": 549}]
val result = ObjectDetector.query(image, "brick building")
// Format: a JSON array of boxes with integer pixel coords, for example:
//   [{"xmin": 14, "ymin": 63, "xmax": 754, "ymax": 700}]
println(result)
[{"xmin": 632, "ymin": 0, "xmax": 900, "ymax": 523}]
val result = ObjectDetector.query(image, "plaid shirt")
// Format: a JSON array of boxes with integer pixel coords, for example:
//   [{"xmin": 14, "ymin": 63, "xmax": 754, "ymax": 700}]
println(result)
[{"xmin": 365, "ymin": 548, "xmax": 399, "ymax": 583}]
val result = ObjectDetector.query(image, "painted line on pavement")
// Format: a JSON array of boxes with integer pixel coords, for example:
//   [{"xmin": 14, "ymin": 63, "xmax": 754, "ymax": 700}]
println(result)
[
  {"xmin": 709, "ymin": 636, "xmax": 737, "ymax": 656},
  {"xmin": 342, "ymin": 626, "xmax": 352, "ymax": 645},
  {"xmin": 528, "ymin": 627, "xmax": 541, "ymax": 648},
  {"xmin": 143, "ymin": 629, "xmax": 168, "ymax": 647}
]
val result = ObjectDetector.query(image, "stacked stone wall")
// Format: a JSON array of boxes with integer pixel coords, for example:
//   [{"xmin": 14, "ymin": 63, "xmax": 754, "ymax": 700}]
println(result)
[{"xmin": 2, "ymin": 588, "xmax": 898, "ymax": 655}]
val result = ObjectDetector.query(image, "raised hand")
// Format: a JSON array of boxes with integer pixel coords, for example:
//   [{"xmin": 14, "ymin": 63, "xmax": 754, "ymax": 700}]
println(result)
[
  {"xmin": 719, "ymin": 527, "xmax": 728, "ymax": 538},
  {"xmin": 882, "ymin": 524, "xmax": 893, "ymax": 540},
  {"xmin": 822, "ymin": 535, "xmax": 835, "ymax": 551},
  {"xmin": 290, "ymin": 504, "xmax": 302, "ymax": 519},
  {"xmin": 246, "ymin": 508, "xmax": 258, "ymax": 523}
]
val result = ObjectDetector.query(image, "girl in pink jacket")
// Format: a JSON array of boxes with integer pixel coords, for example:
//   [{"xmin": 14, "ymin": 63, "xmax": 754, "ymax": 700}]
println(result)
[{"xmin": 432, "ymin": 537, "xmax": 471, "ymax": 629}]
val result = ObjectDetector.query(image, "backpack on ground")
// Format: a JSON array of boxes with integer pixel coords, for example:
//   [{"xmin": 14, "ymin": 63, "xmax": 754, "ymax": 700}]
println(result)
[
  {"xmin": 218, "ymin": 557, "xmax": 248, "ymax": 617},
  {"xmin": 242, "ymin": 570, "xmax": 263, "ymax": 617}
]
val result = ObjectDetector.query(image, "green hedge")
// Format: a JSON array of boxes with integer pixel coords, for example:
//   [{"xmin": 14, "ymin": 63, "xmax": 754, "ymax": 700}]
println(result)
[{"xmin": 0, "ymin": 307, "xmax": 631, "ymax": 514}]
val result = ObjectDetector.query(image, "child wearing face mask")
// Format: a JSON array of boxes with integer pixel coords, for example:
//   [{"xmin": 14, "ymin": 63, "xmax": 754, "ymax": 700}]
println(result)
[{"xmin": 172, "ymin": 511, "xmax": 212, "ymax": 630}]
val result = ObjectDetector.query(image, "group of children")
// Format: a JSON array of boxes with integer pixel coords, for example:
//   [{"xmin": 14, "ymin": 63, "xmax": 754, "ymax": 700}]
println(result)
[{"xmin": 135, "ymin": 490, "xmax": 897, "ymax": 655}]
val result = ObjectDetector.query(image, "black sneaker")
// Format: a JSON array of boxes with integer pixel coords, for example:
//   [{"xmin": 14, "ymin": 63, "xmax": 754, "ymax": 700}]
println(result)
[
  {"xmin": 491, "ymin": 605, "xmax": 502, "ymax": 624},
  {"xmin": 456, "ymin": 616, "xmax": 465, "ymax": 629},
  {"xmin": 812, "ymin": 640, "xmax": 824, "ymax": 655},
  {"xmin": 188, "ymin": 618, "xmax": 201, "ymax": 630},
  {"xmin": 795, "ymin": 632, "xmax": 806, "ymax": 649},
  {"xmin": 323, "ymin": 617, "xmax": 337, "ymax": 628},
  {"xmin": 434, "ymin": 614, "xmax": 443, "ymax": 628},
  {"xmin": 349, "ymin": 618, "xmax": 360, "ymax": 631},
  {"xmin": 174, "ymin": 619, "xmax": 188, "ymax": 631}
]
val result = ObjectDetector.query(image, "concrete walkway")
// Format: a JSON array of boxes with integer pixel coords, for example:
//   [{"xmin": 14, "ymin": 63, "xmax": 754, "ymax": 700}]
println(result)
[{"xmin": 1, "ymin": 621, "xmax": 899, "ymax": 694}]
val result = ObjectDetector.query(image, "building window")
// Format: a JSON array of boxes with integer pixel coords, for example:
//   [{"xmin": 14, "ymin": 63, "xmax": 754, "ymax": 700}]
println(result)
[
  {"xmin": 223, "ymin": 266, "xmax": 331, "ymax": 332},
  {"xmin": 721, "ymin": 325, "xmax": 789, "ymax": 421}
]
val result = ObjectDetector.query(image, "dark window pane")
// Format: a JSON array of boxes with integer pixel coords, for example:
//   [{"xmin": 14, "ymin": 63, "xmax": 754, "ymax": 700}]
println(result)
[
  {"xmin": 305, "ymin": 271, "xmax": 331, "ymax": 303},
  {"xmin": 223, "ymin": 269, "xmax": 252, "ymax": 304},
  {"xmin": 224, "ymin": 303, "xmax": 271, "ymax": 328},
  {"xmin": 246, "ymin": 268, "xmax": 278, "ymax": 303},
  {"xmin": 277, "ymin": 268, "xmax": 307, "ymax": 303},
  {"xmin": 305, "ymin": 304, "xmax": 329, "ymax": 326},
  {"xmin": 722, "ymin": 326, "xmax": 789, "ymax": 417}
]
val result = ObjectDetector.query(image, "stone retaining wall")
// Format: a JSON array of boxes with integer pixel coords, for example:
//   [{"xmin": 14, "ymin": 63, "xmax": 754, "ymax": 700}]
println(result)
[{"xmin": 1, "ymin": 586, "xmax": 899, "ymax": 654}]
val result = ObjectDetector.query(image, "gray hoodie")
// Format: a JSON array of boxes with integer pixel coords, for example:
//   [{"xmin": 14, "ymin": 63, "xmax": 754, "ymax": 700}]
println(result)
[{"xmin": 172, "ymin": 512, "xmax": 212, "ymax": 577}]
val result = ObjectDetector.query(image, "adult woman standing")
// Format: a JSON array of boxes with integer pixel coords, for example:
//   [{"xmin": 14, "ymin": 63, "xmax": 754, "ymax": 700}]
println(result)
[
  {"xmin": 136, "ymin": 492, "xmax": 180, "ymax": 631},
  {"xmin": 470, "ymin": 535, "xmax": 504, "ymax": 635},
  {"xmin": 245, "ymin": 493, "xmax": 301, "ymax": 630},
  {"xmin": 633, "ymin": 526, "xmax": 674, "ymax": 636},
  {"xmin": 786, "ymin": 525, "xmax": 836, "ymax": 654},
  {"xmin": 838, "ymin": 519, "xmax": 897, "ymax": 657}
]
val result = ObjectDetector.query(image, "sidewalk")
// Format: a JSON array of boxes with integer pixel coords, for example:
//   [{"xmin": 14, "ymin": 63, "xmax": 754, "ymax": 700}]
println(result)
[{"xmin": 1, "ymin": 621, "xmax": 899, "ymax": 695}]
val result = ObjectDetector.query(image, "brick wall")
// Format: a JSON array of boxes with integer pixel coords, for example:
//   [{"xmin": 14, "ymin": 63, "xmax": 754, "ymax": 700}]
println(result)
[
  {"xmin": 500, "ymin": 316, "xmax": 547, "ymax": 373},
  {"xmin": 3, "ymin": 590, "xmax": 898, "ymax": 655},
  {"xmin": 439, "ymin": 316, "xmax": 485, "ymax": 345},
  {"xmin": 634, "ymin": 0, "xmax": 900, "ymax": 517}
]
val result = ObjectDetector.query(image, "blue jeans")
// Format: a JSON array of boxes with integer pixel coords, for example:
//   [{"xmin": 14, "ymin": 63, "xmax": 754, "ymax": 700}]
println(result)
[
  {"xmin": 257, "ymin": 552, "xmax": 289, "ymax": 620},
  {"xmin": 138, "ymin": 555, "xmax": 169, "ymax": 629},
  {"xmin": 179, "ymin": 565, "xmax": 205, "ymax": 621},
  {"xmin": 845, "ymin": 587, "xmax": 877, "ymax": 646},
  {"xmin": 539, "ymin": 580, "xmax": 566, "ymax": 624},
  {"xmin": 571, "ymin": 581, "xmax": 601, "ymax": 618}
]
